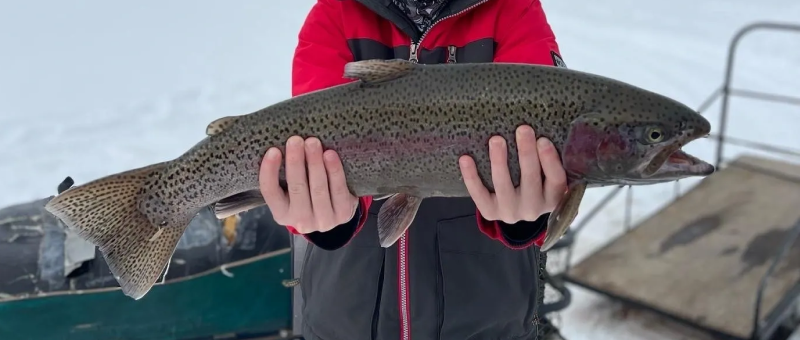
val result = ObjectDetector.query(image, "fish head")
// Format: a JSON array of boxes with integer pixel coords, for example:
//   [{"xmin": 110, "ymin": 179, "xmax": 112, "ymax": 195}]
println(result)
[{"xmin": 561, "ymin": 88, "xmax": 715, "ymax": 186}]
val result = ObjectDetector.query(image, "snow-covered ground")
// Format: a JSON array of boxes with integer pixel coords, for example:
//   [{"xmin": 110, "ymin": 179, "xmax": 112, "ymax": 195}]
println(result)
[{"xmin": 2, "ymin": 0, "xmax": 799, "ymax": 339}]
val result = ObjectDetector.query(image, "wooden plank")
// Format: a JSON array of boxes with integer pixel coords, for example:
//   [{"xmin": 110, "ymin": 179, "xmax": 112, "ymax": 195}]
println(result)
[{"xmin": 567, "ymin": 154, "xmax": 800, "ymax": 339}]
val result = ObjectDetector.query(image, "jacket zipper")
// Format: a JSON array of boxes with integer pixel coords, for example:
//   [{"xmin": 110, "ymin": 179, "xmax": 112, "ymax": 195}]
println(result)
[
  {"xmin": 398, "ymin": 4, "xmax": 492, "ymax": 340},
  {"xmin": 400, "ymin": 37, "xmax": 415, "ymax": 340},
  {"xmin": 446, "ymin": 45, "xmax": 457, "ymax": 63},
  {"xmin": 533, "ymin": 247, "xmax": 544, "ymax": 337},
  {"xmin": 417, "ymin": 0, "xmax": 490, "ymax": 46},
  {"xmin": 408, "ymin": 43, "xmax": 419, "ymax": 63},
  {"xmin": 407, "ymin": 0, "xmax": 490, "ymax": 64},
  {"xmin": 399, "ymin": 232, "xmax": 411, "ymax": 340}
]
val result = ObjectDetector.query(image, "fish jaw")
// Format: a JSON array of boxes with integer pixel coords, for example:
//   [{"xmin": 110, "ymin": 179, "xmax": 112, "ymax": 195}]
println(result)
[
  {"xmin": 640, "ymin": 148, "xmax": 715, "ymax": 181},
  {"xmin": 607, "ymin": 136, "xmax": 715, "ymax": 185},
  {"xmin": 636, "ymin": 115, "xmax": 714, "ymax": 182},
  {"xmin": 560, "ymin": 114, "xmax": 715, "ymax": 187}
]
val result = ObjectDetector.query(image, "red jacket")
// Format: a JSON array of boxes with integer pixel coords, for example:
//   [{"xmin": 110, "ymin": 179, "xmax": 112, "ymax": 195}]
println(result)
[
  {"xmin": 286, "ymin": 0, "xmax": 565, "ymax": 250},
  {"xmin": 284, "ymin": 1, "xmax": 567, "ymax": 339}
]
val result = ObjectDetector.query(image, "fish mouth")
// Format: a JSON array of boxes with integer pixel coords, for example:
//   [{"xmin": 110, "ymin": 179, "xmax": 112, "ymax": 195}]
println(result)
[{"xmin": 644, "ymin": 146, "xmax": 715, "ymax": 180}]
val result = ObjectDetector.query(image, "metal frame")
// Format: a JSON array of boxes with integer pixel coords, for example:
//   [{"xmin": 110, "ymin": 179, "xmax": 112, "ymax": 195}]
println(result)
[{"xmin": 556, "ymin": 21, "xmax": 800, "ymax": 340}]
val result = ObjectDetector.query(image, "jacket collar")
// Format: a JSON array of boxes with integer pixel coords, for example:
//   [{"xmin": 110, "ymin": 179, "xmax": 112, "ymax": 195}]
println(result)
[{"xmin": 354, "ymin": 0, "xmax": 491, "ymax": 42}]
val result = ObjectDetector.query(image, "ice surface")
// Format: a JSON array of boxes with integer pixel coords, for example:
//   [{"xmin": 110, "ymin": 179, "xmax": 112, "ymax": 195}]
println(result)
[{"xmin": 2, "ymin": 0, "xmax": 799, "ymax": 339}]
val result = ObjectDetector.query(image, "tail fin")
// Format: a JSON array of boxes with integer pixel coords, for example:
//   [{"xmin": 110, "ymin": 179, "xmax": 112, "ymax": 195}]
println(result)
[{"xmin": 44, "ymin": 161, "xmax": 192, "ymax": 300}]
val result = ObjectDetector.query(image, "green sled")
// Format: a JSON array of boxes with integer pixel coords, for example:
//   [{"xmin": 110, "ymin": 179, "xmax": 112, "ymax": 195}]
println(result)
[{"xmin": 0, "ymin": 196, "xmax": 294, "ymax": 340}]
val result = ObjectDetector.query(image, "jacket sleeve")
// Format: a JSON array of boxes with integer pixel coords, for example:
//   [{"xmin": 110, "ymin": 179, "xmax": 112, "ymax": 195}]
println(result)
[
  {"xmin": 284, "ymin": 0, "xmax": 373, "ymax": 251},
  {"xmin": 475, "ymin": 0, "xmax": 565, "ymax": 250}
]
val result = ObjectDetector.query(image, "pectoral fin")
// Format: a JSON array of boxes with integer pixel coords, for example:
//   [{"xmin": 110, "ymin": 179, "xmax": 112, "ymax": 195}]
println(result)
[
  {"xmin": 214, "ymin": 190, "xmax": 266, "ymax": 219},
  {"xmin": 377, "ymin": 193, "xmax": 423, "ymax": 248},
  {"xmin": 541, "ymin": 181, "xmax": 587, "ymax": 252}
]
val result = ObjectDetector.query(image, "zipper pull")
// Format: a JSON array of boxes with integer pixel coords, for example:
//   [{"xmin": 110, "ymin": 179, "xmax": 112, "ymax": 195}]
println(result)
[
  {"xmin": 409, "ymin": 42, "xmax": 419, "ymax": 63},
  {"xmin": 447, "ymin": 45, "xmax": 457, "ymax": 63}
]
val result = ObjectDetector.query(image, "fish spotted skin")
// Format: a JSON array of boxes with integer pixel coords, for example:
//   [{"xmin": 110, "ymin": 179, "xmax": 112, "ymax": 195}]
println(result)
[
  {"xmin": 159, "ymin": 60, "xmax": 710, "ymax": 204},
  {"xmin": 44, "ymin": 59, "xmax": 714, "ymax": 300}
]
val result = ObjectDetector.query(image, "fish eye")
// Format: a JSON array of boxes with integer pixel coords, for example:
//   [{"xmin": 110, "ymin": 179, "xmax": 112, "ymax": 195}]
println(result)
[{"xmin": 644, "ymin": 127, "xmax": 664, "ymax": 143}]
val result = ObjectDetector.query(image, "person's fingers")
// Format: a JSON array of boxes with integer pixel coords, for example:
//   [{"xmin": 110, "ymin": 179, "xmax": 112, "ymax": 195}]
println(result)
[
  {"xmin": 284, "ymin": 136, "xmax": 313, "ymax": 231},
  {"xmin": 488, "ymin": 135, "xmax": 516, "ymax": 222},
  {"xmin": 459, "ymin": 155, "xmax": 497, "ymax": 220},
  {"xmin": 537, "ymin": 137, "xmax": 568, "ymax": 212},
  {"xmin": 515, "ymin": 125, "xmax": 543, "ymax": 220},
  {"xmin": 258, "ymin": 147, "xmax": 290, "ymax": 224},
  {"xmin": 305, "ymin": 137, "xmax": 335, "ymax": 230},
  {"xmin": 324, "ymin": 150, "xmax": 358, "ymax": 226}
]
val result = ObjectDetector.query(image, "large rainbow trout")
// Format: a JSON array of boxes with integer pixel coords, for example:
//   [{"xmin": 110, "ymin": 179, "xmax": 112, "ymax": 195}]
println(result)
[{"xmin": 45, "ymin": 59, "xmax": 714, "ymax": 300}]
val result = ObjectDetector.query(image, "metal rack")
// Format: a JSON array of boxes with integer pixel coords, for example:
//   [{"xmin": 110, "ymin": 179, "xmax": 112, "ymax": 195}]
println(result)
[{"xmin": 543, "ymin": 22, "xmax": 800, "ymax": 340}]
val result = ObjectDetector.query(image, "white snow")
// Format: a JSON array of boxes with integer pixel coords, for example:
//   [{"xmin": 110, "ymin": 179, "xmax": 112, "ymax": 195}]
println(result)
[{"xmin": 2, "ymin": 0, "xmax": 799, "ymax": 339}]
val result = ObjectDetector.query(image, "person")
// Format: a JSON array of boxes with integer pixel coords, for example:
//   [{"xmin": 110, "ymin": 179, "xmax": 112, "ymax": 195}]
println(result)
[{"xmin": 258, "ymin": 0, "xmax": 570, "ymax": 339}]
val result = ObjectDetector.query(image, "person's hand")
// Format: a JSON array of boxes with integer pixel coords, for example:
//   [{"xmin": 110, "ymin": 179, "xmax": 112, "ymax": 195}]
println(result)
[
  {"xmin": 459, "ymin": 125, "xmax": 567, "ymax": 224},
  {"xmin": 258, "ymin": 135, "xmax": 359, "ymax": 233}
]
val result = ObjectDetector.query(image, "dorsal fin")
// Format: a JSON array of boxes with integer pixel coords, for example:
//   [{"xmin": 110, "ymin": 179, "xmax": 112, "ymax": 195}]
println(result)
[
  {"xmin": 343, "ymin": 59, "xmax": 416, "ymax": 84},
  {"xmin": 206, "ymin": 116, "xmax": 238, "ymax": 136}
]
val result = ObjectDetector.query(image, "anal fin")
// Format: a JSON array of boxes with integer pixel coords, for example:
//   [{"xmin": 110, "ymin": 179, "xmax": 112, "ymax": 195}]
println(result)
[
  {"xmin": 214, "ymin": 190, "xmax": 266, "ymax": 219},
  {"xmin": 541, "ymin": 181, "xmax": 587, "ymax": 252},
  {"xmin": 373, "ymin": 194, "xmax": 394, "ymax": 201},
  {"xmin": 377, "ymin": 193, "xmax": 422, "ymax": 248}
]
